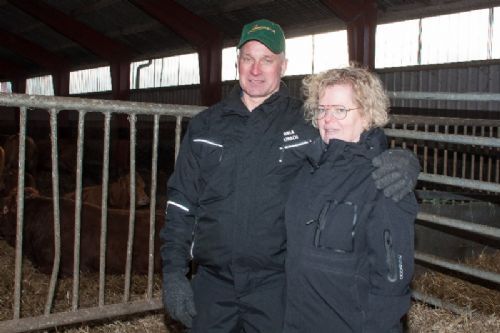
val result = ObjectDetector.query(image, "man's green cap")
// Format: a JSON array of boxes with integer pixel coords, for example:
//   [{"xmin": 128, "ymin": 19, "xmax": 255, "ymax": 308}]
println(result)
[{"xmin": 237, "ymin": 19, "xmax": 285, "ymax": 54}]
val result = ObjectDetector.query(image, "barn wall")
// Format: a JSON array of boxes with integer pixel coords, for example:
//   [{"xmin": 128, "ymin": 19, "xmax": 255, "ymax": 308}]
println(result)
[{"xmin": 51, "ymin": 59, "xmax": 500, "ymax": 117}]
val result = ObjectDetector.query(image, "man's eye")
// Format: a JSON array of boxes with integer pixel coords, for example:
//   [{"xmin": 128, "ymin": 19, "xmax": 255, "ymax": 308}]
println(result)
[{"xmin": 262, "ymin": 58, "xmax": 273, "ymax": 64}]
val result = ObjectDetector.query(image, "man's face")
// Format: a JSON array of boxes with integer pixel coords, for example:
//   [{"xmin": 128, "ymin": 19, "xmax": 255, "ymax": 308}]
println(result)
[{"xmin": 237, "ymin": 40, "xmax": 287, "ymax": 108}]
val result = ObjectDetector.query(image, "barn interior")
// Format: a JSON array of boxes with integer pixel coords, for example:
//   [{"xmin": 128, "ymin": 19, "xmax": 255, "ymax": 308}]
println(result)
[{"xmin": 0, "ymin": 0, "xmax": 499, "ymax": 332}]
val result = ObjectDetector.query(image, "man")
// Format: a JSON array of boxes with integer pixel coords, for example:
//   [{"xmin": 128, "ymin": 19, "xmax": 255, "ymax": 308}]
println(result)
[{"xmin": 160, "ymin": 19, "xmax": 420, "ymax": 333}]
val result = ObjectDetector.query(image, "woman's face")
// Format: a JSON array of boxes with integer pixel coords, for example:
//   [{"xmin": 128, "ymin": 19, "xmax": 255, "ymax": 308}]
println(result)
[{"xmin": 317, "ymin": 84, "xmax": 368, "ymax": 144}]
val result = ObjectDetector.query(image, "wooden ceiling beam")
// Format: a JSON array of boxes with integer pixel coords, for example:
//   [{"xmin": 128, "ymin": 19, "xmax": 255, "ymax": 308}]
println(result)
[
  {"xmin": 0, "ymin": 58, "xmax": 26, "ymax": 79},
  {"xmin": 0, "ymin": 29, "xmax": 69, "ymax": 71},
  {"xmin": 129, "ymin": 0, "xmax": 221, "ymax": 48},
  {"xmin": 8, "ymin": 0, "xmax": 134, "ymax": 62},
  {"xmin": 321, "ymin": 0, "xmax": 378, "ymax": 69}
]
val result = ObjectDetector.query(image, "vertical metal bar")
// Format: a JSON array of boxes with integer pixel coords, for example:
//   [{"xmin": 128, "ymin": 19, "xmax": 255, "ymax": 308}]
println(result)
[
  {"xmin": 487, "ymin": 126, "xmax": 492, "ymax": 182},
  {"xmin": 413, "ymin": 123, "xmax": 418, "ymax": 155},
  {"xmin": 390, "ymin": 123, "xmax": 396, "ymax": 148},
  {"xmin": 470, "ymin": 126, "xmax": 476, "ymax": 180},
  {"xmin": 124, "ymin": 114, "xmax": 137, "ymax": 302},
  {"xmin": 402, "ymin": 123, "xmax": 407, "ymax": 149},
  {"xmin": 443, "ymin": 125, "xmax": 448, "ymax": 176},
  {"xmin": 147, "ymin": 114, "xmax": 160, "ymax": 298},
  {"xmin": 46, "ymin": 108, "xmax": 61, "ymax": 315},
  {"xmin": 462, "ymin": 125, "xmax": 467, "ymax": 178},
  {"xmin": 72, "ymin": 110, "xmax": 86, "ymax": 311},
  {"xmin": 479, "ymin": 126, "xmax": 485, "ymax": 181},
  {"xmin": 13, "ymin": 106, "xmax": 27, "ymax": 319},
  {"xmin": 496, "ymin": 126, "xmax": 500, "ymax": 183},
  {"xmin": 433, "ymin": 124, "xmax": 438, "ymax": 174},
  {"xmin": 423, "ymin": 124, "xmax": 428, "ymax": 173},
  {"xmin": 99, "ymin": 113, "xmax": 112, "ymax": 307},
  {"xmin": 452, "ymin": 125, "xmax": 458, "ymax": 177},
  {"xmin": 175, "ymin": 116, "xmax": 182, "ymax": 163}
]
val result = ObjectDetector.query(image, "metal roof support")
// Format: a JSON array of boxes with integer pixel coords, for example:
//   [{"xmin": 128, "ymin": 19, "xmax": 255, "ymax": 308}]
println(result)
[
  {"xmin": 0, "ymin": 29, "xmax": 70, "ymax": 74},
  {"xmin": 53, "ymin": 71, "xmax": 70, "ymax": 97},
  {"xmin": 199, "ymin": 40, "xmax": 222, "ymax": 106},
  {"xmin": 320, "ymin": 0, "xmax": 377, "ymax": 69},
  {"xmin": 8, "ymin": 0, "xmax": 134, "ymax": 100},
  {"xmin": 0, "ymin": 59, "xmax": 25, "ymax": 81},
  {"xmin": 129, "ymin": 0, "xmax": 223, "ymax": 106}
]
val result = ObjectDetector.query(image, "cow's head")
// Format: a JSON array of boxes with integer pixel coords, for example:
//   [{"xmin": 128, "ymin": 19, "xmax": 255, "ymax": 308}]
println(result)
[{"xmin": 109, "ymin": 171, "xmax": 150, "ymax": 208}]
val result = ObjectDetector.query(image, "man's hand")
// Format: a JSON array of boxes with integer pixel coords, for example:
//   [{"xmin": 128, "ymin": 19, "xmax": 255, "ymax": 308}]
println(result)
[
  {"xmin": 372, "ymin": 148, "xmax": 420, "ymax": 202},
  {"xmin": 163, "ymin": 271, "xmax": 197, "ymax": 328}
]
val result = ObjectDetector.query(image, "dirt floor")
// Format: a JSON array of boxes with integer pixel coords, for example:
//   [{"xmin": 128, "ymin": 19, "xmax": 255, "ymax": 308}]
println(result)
[{"xmin": 1, "ymin": 240, "xmax": 499, "ymax": 332}]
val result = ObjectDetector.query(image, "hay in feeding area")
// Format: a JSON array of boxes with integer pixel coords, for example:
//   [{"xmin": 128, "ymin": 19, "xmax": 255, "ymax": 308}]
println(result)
[
  {"xmin": 2, "ymin": 240, "xmax": 500, "ymax": 332},
  {"xmin": 409, "ymin": 250, "xmax": 500, "ymax": 332},
  {"xmin": 0, "ymin": 239, "xmax": 183, "ymax": 332}
]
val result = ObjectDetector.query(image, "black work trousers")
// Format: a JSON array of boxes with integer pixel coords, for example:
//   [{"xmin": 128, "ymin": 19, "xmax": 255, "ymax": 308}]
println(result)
[{"xmin": 191, "ymin": 266, "xmax": 285, "ymax": 333}]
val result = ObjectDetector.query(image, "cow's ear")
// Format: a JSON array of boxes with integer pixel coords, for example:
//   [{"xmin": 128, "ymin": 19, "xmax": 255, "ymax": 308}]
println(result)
[{"xmin": 25, "ymin": 187, "xmax": 39, "ymax": 198}]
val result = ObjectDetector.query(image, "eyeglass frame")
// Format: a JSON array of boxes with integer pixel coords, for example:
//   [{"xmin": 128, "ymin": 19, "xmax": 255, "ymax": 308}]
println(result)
[{"xmin": 314, "ymin": 105, "xmax": 360, "ymax": 120}]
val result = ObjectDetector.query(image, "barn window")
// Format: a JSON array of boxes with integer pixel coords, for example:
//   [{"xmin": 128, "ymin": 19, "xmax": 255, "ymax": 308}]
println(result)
[
  {"xmin": 130, "ymin": 53, "xmax": 200, "ymax": 89},
  {"xmin": 420, "ymin": 8, "xmax": 489, "ymax": 64},
  {"xmin": 0, "ymin": 82, "xmax": 12, "ymax": 93},
  {"xmin": 312, "ymin": 31, "xmax": 349, "ymax": 73},
  {"xmin": 221, "ymin": 30, "xmax": 348, "ymax": 81},
  {"xmin": 222, "ymin": 47, "xmax": 238, "ymax": 81},
  {"xmin": 376, "ymin": 19, "xmax": 420, "ymax": 68},
  {"xmin": 26, "ymin": 75, "xmax": 54, "ymax": 96},
  {"xmin": 376, "ymin": 7, "xmax": 497, "ymax": 68},
  {"xmin": 493, "ymin": 7, "xmax": 500, "ymax": 58},
  {"xmin": 70, "ymin": 66, "xmax": 112, "ymax": 94}
]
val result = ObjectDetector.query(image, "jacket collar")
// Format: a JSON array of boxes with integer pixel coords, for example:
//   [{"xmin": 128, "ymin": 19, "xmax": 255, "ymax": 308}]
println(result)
[
  {"xmin": 221, "ymin": 82, "xmax": 290, "ymax": 116},
  {"xmin": 307, "ymin": 128, "xmax": 388, "ymax": 168}
]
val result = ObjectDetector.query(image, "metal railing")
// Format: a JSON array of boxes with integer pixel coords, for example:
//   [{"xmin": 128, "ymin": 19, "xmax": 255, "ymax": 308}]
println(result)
[
  {"xmin": 0, "ymin": 93, "xmax": 203, "ymax": 332},
  {"xmin": 0, "ymin": 91, "xmax": 499, "ymax": 330},
  {"xmin": 389, "ymin": 91, "xmax": 500, "ymax": 315}
]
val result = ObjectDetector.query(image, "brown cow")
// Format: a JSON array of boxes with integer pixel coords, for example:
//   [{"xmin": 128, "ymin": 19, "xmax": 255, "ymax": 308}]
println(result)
[
  {"xmin": 64, "ymin": 172, "xmax": 150, "ymax": 208},
  {"xmin": 0, "ymin": 168, "xmax": 37, "ymax": 197},
  {"xmin": 0, "ymin": 189, "xmax": 163, "ymax": 275},
  {"xmin": 3, "ymin": 134, "xmax": 38, "ymax": 174}
]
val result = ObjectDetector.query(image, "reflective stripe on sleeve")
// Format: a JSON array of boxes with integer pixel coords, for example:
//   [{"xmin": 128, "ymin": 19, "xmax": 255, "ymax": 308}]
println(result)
[{"xmin": 167, "ymin": 200, "xmax": 190, "ymax": 212}]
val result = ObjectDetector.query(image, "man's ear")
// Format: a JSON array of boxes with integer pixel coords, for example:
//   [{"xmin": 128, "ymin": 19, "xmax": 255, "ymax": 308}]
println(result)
[{"xmin": 281, "ymin": 58, "xmax": 288, "ymax": 77}]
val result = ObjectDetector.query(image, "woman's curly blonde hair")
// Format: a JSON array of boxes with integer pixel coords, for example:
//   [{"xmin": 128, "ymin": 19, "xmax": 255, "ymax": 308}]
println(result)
[{"xmin": 302, "ymin": 64, "xmax": 390, "ymax": 129}]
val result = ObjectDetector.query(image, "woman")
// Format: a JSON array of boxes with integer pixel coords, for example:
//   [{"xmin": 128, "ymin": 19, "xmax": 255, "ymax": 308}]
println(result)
[{"xmin": 283, "ymin": 66, "xmax": 417, "ymax": 333}]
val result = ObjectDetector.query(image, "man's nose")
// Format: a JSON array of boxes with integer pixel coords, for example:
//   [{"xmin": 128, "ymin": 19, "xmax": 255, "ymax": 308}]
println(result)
[{"xmin": 250, "ymin": 62, "xmax": 261, "ymax": 75}]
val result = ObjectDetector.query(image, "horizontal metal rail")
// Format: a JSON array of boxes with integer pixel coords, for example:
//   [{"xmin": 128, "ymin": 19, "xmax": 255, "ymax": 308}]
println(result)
[
  {"xmin": 384, "ymin": 128, "xmax": 500, "ymax": 148},
  {"xmin": 411, "ymin": 290, "xmax": 470, "ymax": 315},
  {"xmin": 391, "ymin": 114, "xmax": 500, "ymax": 127},
  {"xmin": 0, "ymin": 92, "xmax": 204, "ymax": 117},
  {"xmin": 418, "ymin": 173, "xmax": 500, "ymax": 193},
  {"xmin": 415, "ymin": 251, "xmax": 500, "ymax": 285},
  {"xmin": 388, "ymin": 91, "xmax": 500, "ymax": 102},
  {"xmin": 417, "ymin": 212, "xmax": 500, "ymax": 240},
  {"xmin": 0, "ymin": 299, "xmax": 163, "ymax": 333}
]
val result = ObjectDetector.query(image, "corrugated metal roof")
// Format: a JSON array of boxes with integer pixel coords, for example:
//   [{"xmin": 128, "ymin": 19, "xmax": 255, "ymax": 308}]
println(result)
[{"xmin": 0, "ymin": 0, "xmax": 499, "ymax": 80}]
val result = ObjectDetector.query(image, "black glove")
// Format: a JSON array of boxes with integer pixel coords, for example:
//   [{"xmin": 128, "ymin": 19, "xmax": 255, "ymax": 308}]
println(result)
[
  {"xmin": 371, "ymin": 148, "xmax": 420, "ymax": 202},
  {"xmin": 163, "ymin": 271, "xmax": 197, "ymax": 328}
]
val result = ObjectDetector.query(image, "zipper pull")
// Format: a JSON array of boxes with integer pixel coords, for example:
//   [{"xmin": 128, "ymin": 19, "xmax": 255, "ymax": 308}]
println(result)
[
  {"xmin": 278, "ymin": 146, "xmax": 285, "ymax": 163},
  {"xmin": 305, "ymin": 219, "xmax": 315, "ymax": 225}
]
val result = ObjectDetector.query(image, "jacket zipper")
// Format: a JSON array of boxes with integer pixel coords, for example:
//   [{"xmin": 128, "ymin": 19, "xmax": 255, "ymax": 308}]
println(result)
[
  {"xmin": 384, "ymin": 229, "xmax": 398, "ymax": 282},
  {"xmin": 190, "ymin": 217, "xmax": 199, "ymax": 259}
]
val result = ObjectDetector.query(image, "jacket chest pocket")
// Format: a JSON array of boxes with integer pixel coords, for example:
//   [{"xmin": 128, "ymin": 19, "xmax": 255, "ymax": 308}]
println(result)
[
  {"xmin": 193, "ymin": 138, "xmax": 224, "ymax": 173},
  {"xmin": 278, "ymin": 140, "xmax": 311, "ymax": 164},
  {"xmin": 313, "ymin": 200, "xmax": 358, "ymax": 253}
]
